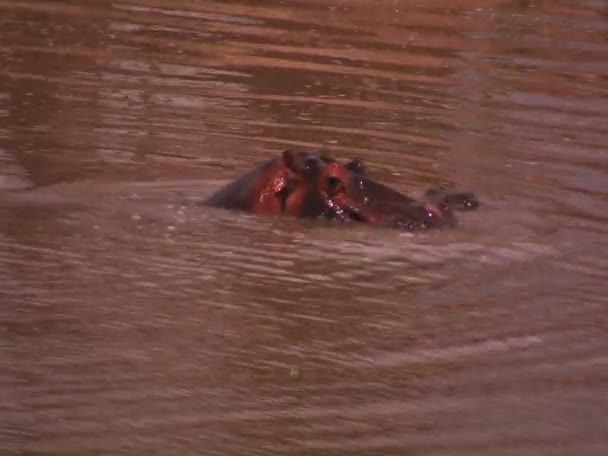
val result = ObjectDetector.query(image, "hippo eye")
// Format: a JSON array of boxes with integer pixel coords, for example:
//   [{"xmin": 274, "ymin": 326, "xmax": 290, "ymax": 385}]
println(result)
[
  {"xmin": 325, "ymin": 176, "xmax": 344, "ymax": 196},
  {"xmin": 303, "ymin": 157, "xmax": 321, "ymax": 173}
]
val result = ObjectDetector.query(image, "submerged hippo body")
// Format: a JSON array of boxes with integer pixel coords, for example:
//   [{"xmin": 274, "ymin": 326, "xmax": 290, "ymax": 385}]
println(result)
[{"xmin": 203, "ymin": 149, "xmax": 478, "ymax": 232}]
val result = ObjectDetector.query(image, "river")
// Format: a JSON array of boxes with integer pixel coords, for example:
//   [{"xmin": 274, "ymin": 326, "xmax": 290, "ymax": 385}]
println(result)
[{"xmin": 1, "ymin": 1, "xmax": 607, "ymax": 455}]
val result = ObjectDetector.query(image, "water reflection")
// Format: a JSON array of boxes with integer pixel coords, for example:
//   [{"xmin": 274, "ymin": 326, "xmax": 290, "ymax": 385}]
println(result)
[{"xmin": 1, "ymin": 0, "xmax": 608, "ymax": 455}]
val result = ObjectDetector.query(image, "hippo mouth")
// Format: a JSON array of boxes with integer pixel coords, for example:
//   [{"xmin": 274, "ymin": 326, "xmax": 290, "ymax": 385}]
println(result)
[
  {"xmin": 325, "ymin": 199, "xmax": 456, "ymax": 232},
  {"xmin": 319, "ymin": 200, "xmax": 367, "ymax": 224}
]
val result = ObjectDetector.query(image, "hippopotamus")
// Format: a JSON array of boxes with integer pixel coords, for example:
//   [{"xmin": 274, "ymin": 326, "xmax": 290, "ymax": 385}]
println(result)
[{"xmin": 203, "ymin": 149, "xmax": 478, "ymax": 231}]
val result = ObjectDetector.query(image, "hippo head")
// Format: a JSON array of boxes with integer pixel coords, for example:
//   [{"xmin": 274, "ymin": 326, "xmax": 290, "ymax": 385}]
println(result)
[
  {"xmin": 280, "ymin": 149, "xmax": 456, "ymax": 231},
  {"xmin": 204, "ymin": 148, "xmax": 474, "ymax": 232}
]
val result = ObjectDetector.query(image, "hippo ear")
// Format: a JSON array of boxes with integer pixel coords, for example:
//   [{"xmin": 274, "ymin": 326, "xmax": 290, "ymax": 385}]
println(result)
[
  {"xmin": 319, "ymin": 149, "xmax": 335, "ymax": 163},
  {"xmin": 345, "ymin": 159, "xmax": 365, "ymax": 175},
  {"xmin": 282, "ymin": 149, "xmax": 321, "ymax": 176}
]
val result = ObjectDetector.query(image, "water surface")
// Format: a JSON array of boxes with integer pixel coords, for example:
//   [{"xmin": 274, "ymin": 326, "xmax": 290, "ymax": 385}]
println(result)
[{"xmin": 1, "ymin": 1, "xmax": 608, "ymax": 455}]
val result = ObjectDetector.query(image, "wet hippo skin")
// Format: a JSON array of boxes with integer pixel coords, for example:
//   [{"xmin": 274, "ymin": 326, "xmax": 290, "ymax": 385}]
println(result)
[{"xmin": 203, "ymin": 149, "xmax": 479, "ymax": 232}]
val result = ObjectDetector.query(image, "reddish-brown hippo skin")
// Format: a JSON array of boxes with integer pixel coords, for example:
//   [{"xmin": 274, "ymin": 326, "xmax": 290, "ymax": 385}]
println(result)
[
  {"xmin": 202, "ymin": 149, "xmax": 338, "ymax": 218},
  {"xmin": 316, "ymin": 159, "xmax": 458, "ymax": 230},
  {"xmin": 203, "ymin": 154, "xmax": 292, "ymax": 216},
  {"xmin": 203, "ymin": 149, "xmax": 479, "ymax": 232}
]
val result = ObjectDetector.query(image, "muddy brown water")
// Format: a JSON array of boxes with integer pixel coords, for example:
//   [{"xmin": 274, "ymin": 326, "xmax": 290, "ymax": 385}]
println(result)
[{"xmin": 1, "ymin": 1, "xmax": 608, "ymax": 455}]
